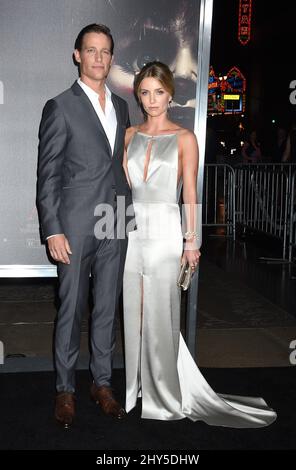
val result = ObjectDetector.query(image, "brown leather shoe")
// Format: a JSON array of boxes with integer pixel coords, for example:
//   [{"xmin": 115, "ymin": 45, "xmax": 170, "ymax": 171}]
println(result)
[
  {"xmin": 90, "ymin": 384, "xmax": 126, "ymax": 420},
  {"xmin": 55, "ymin": 392, "xmax": 75, "ymax": 428}
]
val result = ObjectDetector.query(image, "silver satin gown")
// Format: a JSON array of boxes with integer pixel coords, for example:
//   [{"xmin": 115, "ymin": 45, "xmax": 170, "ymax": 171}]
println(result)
[{"xmin": 123, "ymin": 131, "xmax": 277, "ymax": 427}]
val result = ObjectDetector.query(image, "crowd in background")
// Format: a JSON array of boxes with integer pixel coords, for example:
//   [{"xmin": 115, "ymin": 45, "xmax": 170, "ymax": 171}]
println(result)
[{"xmin": 205, "ymin": 117, "xmax": 296, "ymax": 165}]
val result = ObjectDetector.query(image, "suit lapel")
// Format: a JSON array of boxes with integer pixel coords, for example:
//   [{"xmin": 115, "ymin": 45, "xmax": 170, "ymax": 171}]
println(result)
[{"xmin": 71, "ymin": 81, "xmax": 113, "ymax": 157}]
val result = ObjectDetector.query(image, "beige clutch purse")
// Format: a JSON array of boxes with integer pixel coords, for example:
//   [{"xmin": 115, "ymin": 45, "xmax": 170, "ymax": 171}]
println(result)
[{"xmin": 177, "ymin": 262, "xmax": 192, "ymax": 291}]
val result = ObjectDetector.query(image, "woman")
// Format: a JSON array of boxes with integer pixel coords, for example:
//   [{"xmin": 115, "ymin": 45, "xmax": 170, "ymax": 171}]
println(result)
[{"xmin": 123, "ymin": 61, "xmax": 276, "ymax": 427}]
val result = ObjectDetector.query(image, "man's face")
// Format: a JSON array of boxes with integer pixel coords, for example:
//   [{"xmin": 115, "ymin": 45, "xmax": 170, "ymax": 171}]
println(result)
[{"xmin": 74, "ymin": 32, "xmax": 113, "ymax": 84}]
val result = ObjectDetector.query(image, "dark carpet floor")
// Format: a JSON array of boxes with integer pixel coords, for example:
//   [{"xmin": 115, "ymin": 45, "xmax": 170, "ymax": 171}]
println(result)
[{"xmin": 0, "ymin": 368, "xmax": 294, "ymax": 450}]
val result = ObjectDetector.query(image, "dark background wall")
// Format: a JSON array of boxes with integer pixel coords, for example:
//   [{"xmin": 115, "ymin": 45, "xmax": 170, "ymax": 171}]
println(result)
[{"xmin": 210, "ymin": 0, "xmax": 295, "ymax": 128}]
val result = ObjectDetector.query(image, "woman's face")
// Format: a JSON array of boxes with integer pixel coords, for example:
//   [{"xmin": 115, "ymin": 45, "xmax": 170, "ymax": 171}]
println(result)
[{"xmin": 138, "ymin": 77, "xmax": 171, "ymax": 118}]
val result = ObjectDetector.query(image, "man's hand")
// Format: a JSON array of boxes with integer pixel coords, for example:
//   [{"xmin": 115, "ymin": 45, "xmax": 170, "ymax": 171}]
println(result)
[{"xmin": 47, "ymin": 234, "xmax": 72, "ymax": 264}]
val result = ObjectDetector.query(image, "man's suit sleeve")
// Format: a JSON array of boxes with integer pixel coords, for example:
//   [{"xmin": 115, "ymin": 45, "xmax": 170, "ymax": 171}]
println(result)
[{"xmin": 37, "ymin": 99, "xmax": 67, "ymax": 240}]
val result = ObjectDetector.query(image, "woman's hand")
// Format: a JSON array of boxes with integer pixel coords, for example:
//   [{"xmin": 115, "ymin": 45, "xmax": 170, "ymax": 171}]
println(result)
[{"xmin": 181, "ymin": 247, "xmax": 201, "ymax": 273}]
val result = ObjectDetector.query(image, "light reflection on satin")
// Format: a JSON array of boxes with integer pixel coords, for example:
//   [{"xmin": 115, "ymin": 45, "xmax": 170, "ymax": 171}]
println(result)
[{"xmin": 123, "ymin": 132, "xmax": 277, "ymax": 427}]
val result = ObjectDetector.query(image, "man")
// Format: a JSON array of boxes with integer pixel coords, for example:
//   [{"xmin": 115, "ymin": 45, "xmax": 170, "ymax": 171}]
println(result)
[{"xmin": 37, "ymin": 24, "xmax": 131, "ymax": 428}]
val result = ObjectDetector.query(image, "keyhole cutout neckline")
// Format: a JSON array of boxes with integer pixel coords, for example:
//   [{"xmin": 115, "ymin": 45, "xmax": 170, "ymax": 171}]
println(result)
[{"xmin": 136, "ymin": 131, "xmax": 180, "ymax": 183}]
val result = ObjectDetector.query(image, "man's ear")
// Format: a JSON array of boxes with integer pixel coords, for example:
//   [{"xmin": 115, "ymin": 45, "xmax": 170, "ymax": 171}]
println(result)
[{"xmin": 74, "ymin": 49, "xmax": 81, "ymax": 63}]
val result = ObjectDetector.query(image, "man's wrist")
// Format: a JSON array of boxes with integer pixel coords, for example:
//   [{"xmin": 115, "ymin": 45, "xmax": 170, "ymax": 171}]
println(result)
[{"xmin": 46, "ymin": 233, "xmax": 63, "ymax": 240}]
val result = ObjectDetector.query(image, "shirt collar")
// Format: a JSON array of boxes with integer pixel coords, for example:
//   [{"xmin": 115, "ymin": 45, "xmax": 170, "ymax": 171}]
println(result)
[{"xmin": 77, "ymin": 78, "xmax": 112, "ymax": 102}]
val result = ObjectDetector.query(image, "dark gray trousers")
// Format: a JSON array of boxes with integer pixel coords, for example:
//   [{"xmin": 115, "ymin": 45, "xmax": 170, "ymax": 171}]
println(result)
[{"xmin": 55, "ymin": 234, "xmax": 122, "ymax": 393}]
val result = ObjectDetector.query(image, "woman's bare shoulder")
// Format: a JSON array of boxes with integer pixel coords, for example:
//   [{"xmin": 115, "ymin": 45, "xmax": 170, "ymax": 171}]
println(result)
[
  {"xmin": 126, "ymin": 125, "xmax": 138, "ymax": 137},
  {"xmin": 178, "ymin": 127, "xmax": 196, "ymax": 137},
  {"xmin": 178, "ymin": 128, "xmax": 198, "ymax": 145},
  {"xmin": 125, "ymin": 126, "xmax": 138, "ymax": 146},
  {"xmin": 126, "ymin": 125, "xmax": 139, "ymax": 132}
]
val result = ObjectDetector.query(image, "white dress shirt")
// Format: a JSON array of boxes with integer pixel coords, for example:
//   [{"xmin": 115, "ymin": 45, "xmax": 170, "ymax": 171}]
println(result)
[
  {"xmin": 77, "ymin": 78, "xmax": 117, "ymax": 154},
  {"xmin": 46, "ymin": 79, "xmax": 117, "ymax": 240}
]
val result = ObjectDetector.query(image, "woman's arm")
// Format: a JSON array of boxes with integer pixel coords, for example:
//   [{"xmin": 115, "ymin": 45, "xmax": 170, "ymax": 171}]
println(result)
[
  {"xmin": 181, "ymin": 131, "xmax": 201, "ymax": 267},
  {"xmin": 123, "ymin": 148, "xmax": 131, "ymax": 188},
  {"xmin": 123, "ymin": 127, "xmax": 136, "ymax": 188}
]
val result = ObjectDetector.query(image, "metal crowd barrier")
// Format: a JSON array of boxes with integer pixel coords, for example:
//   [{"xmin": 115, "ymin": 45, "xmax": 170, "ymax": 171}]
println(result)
[
  {"xmin": 202, "ymin": 163, "xmax": 296, "ymax": 263},
  {"xmin": 235, "ymin": 164, "xmax": 292, "ymax": 262},
  {"xmin": 203, "ymin": 164, "xmax": 236, "ymax": 239},
  {"xmin": 236, "ymin": 162, "xmax": 296, "ymax": 204},
  {"xmin": 238, "ymin": 162, "xmax": 296, "ymax": 181}
]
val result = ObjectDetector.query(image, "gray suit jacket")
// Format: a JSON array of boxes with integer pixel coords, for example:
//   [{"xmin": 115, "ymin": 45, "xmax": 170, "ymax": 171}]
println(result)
[{"xmin": 37, "ymin": 81, "xmax": 132, "ymax": 240}]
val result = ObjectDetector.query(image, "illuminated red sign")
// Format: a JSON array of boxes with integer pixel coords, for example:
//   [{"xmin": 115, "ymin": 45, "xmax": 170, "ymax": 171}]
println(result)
[{"xmin": 238, "ymin": 0, "xmax": 252, "ymax": 45}]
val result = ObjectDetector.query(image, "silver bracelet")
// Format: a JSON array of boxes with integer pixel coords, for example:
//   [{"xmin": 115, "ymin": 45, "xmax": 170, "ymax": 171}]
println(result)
[{"xmin": 184, "ymin": 231, "xmax": 197, "ymax": 240}]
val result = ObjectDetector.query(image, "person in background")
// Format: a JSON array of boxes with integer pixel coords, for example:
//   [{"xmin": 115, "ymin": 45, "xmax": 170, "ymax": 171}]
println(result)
[
  {"xmin": 270, "ymin": 126, "xmax": 288, "ymax": 163},
  {"xmin": 282, "ymin": 121, "xmax": 296, "ymax": 163},
  {"xmin": 242, "ymin": 129, "xmax": 262, "ymax": 164}
]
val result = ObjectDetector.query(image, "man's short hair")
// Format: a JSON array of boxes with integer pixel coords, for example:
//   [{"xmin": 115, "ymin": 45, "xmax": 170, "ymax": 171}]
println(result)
[{"xmin": 74, "ymin": 23, "xmax": 114, "ymax": 55}]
